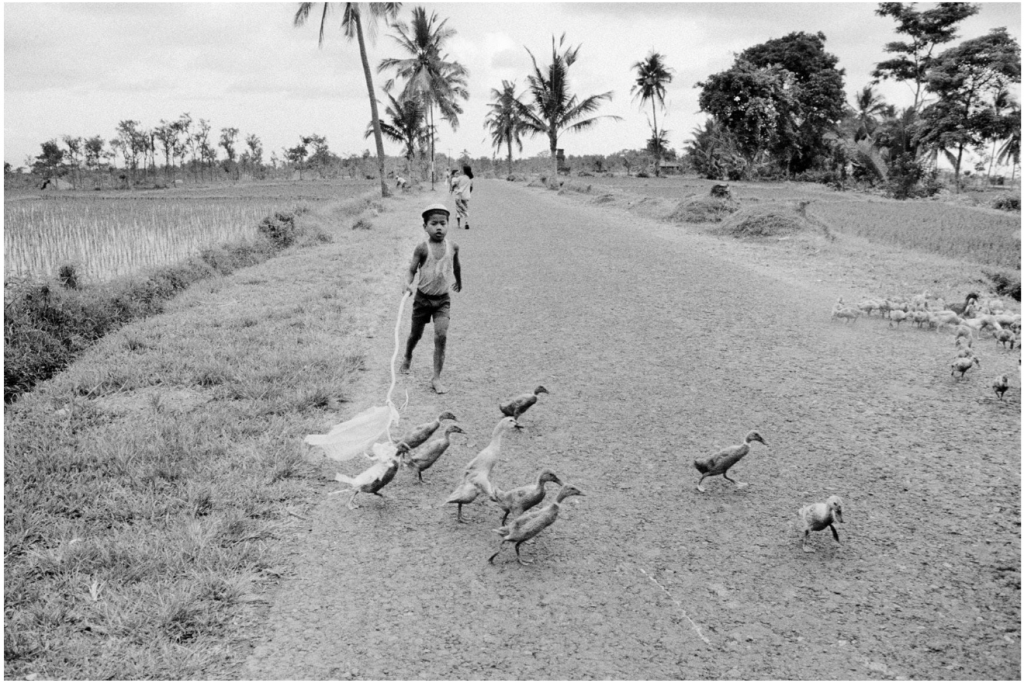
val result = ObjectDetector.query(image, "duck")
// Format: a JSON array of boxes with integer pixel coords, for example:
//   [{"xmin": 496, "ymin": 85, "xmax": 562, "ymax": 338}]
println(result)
[
  {"xmin": 799, "ymin": 495, "xmax": 844, "ymax": 552},
  {"xmin": 488, "ymin": 484, "xmax": 585, "ymax": 565},
  {"xmin": 993, "ymin": 374, "xmax": 1010, "ymax": 401},
  {"xmin": 400, "ymin": 424, "xmax": 465, "ymax": 483},
  {"xmin": 492, "ymin": 469, "xmax": 563, "ymax": 525},
  {"xmin": 951, "ymin": 355, "xmax": 981, "ymax": 379},
  {"xmin": 499, "ymin": 386, "xmax": 549, "ymax": 427},
  {"xmin": 994, "ymin": 328, "xmax": 1016, "ymax": 351},
  {"xmin": 946, "ymin": 292, "xmax": 980, "ymax": 316},
  {"xmin": 330, "ymin": 443, "xmax": 401, "ymax": 510},
  {"xmin": 694, "ymin": 431, "xmax": 768, "ymax": 492},
  {"xmin": 443, "ymin": 417, "xmax": 517, "ymax": 521},
  {"xmin": 398, "ymin": 410, "xmax": 457, "ymax": 450}
]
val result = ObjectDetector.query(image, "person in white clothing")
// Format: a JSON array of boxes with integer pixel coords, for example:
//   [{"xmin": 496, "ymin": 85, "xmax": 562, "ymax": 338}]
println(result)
[
  {"xmin": 401, "ymin": 203, "xmax": 462, "ymax": 394},
  {"xmin": 451, "ymin": 164, "xmax": 474, "ymax": 229}
]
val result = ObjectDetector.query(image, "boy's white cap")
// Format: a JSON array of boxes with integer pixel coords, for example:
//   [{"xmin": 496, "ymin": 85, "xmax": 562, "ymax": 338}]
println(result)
[{"xmin": 422, "ymin": 202, "xmax": 450, "ymax": 219}]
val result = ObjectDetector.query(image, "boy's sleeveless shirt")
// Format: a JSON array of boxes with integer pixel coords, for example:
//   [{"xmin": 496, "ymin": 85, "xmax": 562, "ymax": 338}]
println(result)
[{"xmin": 418, "ymin": 238, "xmax": 454, "ymax": 296}]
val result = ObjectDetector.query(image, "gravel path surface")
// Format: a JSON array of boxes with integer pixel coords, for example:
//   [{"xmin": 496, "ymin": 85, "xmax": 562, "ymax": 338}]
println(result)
[{"xmin": 242, "ymin": 180, "xmax": 1020, "ymax": 680}]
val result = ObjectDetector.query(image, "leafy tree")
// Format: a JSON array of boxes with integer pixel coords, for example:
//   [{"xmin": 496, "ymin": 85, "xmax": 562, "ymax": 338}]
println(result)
[
  {"xmin": 631, "ymin": 51, "xmax": 674, "ymax": 176},
  {"xmin": 519, "ymin": 33, "xmax": 621, "ymax": 181},
  {"xmin": 698, "ymin": 60, "xmax": 798, "ymax": 178},
  {"xmin": 986, "ymin": 88, "xmax": 1014, "ymax": 179},
  {"xmin": 484, "ymin": 79, "xmax": 528, "ymax": 176},
  {"xmin": 115, "ymin": 120, "xmax": 147, "ymax": 185},
  {"xmin": 379, "ymin": 6, "xmax": 469, "ymax": 188},
  {"xmin": 243, "ymin": 133, "xmax": 264, "ymax": 176},
  {"xmin": 155, "ymin": 120, "xmax": 179, "ymax": 180},
  {"xmin": 175, "ymin": 113, "xmax": 194, "ymax": 179},
  {"xmin": 193, "ymin": 118, "xmax": 215, "ymax": 181},
  {"xmin": 739, "ymin": 31, "xmax": 846, "ymax": 175},
  {"xmin": 32, "ymin": 139, "xmax": 65, "ymax": 178},
  {"xmin": 83, "ymin": 136, "xmax": 106, "ymax": 171},
  {"xmin": 219, "ymin": 127, "xmax": 239, "ymax": 162},
  {"xmin": 4, "ymin": 162, "xmax": 11, "ymax": 175},
  {"xmin": 872, "ymin": 2, "xmax": 980, "ymax": 110},
  {"xmin": 295, "ymin": 2, "xmax": 401, "ymax": 198},
  {"xmin": 917, "ymin": 27, "xmax": 1021, "ymax": 191},
  {"xmin": 62, "ymin": 136, "xmax": 83, "ymax": 188}
]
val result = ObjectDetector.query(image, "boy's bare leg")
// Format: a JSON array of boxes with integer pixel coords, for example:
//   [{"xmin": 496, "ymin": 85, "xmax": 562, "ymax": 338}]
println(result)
[
  {"xmin": 431, "ymin": 316, "xmax": 449, "ymax": 393},
  {"xmin": 402, "ymin": 319, "xmax": 426, "ymax": 374}
]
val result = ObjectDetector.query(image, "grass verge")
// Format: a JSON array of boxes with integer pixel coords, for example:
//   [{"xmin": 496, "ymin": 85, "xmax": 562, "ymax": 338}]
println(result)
[{"xmin": 4, "ymin": 190, "xmax": 415, "ymax": 678}]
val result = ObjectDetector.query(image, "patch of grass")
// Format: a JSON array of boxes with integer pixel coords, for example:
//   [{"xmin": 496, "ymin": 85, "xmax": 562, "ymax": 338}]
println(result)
[
  {"xmin": 351, "ymin": 217, "xmax": 373, "ymax": 230},
  {"xmin": 717, "ymin": 203, "xmax": 815, "ymax": 238}
]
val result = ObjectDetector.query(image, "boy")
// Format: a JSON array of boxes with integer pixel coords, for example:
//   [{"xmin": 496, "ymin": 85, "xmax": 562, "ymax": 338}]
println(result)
[{"xmin": 401, "ymin": 203, "xmax": 462, "ymax": 394}]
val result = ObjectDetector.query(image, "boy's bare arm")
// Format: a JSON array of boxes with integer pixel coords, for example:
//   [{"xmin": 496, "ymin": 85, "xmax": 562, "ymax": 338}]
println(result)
[
  {"xmin": 405, "ymin": 244, "xmax": 426, "ymax": 294},
  {"xmin": 452, "ymin": 245, "xmax": 462, "ymax": 292}
]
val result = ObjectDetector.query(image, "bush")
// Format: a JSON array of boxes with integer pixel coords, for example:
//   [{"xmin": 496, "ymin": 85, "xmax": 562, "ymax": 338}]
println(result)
[
  {"xmin": 992, "ymin": 193, "xmax": 1020, "ymax": 211},
  {"xmin": 983, "ymin": 270, "xmax": 1022, "ymax": 301},
  {"xmin": 257, "ymin": 212, "xmax": 297, "ymax": 248}
]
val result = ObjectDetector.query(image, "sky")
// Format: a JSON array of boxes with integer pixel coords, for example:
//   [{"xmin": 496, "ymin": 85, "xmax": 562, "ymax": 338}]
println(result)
[{"xmin": 4, "ymin": 2, "xmax": 1021, "ymax": 169}]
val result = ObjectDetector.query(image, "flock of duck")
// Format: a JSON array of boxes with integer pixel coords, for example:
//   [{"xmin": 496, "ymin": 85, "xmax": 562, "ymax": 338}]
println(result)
[
  {"xmin": 329, "ymin": 385, "xmax": 845, "ymax": 564},
  {"xmin": 831, "ymin": 290, "xmax": 1020, "ymax": 400}
]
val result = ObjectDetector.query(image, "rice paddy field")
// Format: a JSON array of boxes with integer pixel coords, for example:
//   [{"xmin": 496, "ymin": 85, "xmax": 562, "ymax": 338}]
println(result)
[
  {"xmin": 4, "ymin": 179, "xmax": 378, "ymax": 283},
  {"xmin": 582, "ymin": 175, "xmax": 1021, "ymax": 271}
]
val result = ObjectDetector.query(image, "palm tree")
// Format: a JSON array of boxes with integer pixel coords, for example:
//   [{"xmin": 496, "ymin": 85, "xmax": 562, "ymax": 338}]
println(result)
[
  {"xmin": 996, "ymin": 105, "xmax": 1021, "ymax": 182},
  {"xmin": 852, "ymin": 85, "xmax": 891, "ymax": 142},
  {"xmin": 294, "ymin": 2, "xmax": 400, "ymax": 199},
  {"xmin": 378, "ymin": 7, "xmax": 469, "ymax": 189},
  {"xmin": 631, "ymin": 52, "xmax": 674, "ymax": 176},
  {"xmin": 366, "ymin": 90, "xmax": 427, "ymax": 179},
  {"xmin": 988, "ymin": 88, "xmax": 1014, "ymax": 180},
  {"xmin": 520, "ymin": 33, "xmax": 622, "ymax": 181},
  {"xmin": 484, "ymin": 80, "xmax": 527, "ymax": 177}
]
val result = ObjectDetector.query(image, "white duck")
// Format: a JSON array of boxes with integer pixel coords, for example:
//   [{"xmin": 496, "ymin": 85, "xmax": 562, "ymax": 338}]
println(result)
[
  {"xmin": 799, "ymin": 495, "xmax": 844, "ymax": 552},
  {"xmin": 443, "ymin": 417, "xmax": 517, "ymax": 521}
]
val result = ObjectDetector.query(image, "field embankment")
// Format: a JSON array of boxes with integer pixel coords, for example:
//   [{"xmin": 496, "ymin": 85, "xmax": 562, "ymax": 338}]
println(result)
[{"xmin": 3, "ymin": 186, "xmax": 425, "ymax": 679}]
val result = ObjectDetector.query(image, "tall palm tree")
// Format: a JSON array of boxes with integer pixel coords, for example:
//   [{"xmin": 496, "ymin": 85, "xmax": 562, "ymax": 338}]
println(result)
[
  {"xmin": 631, "ymin": 51, "xmax": 674, "ymax": 176},
  {"xmin": 378, "ymin": 7, "xmax": 469, "ymax": 188},
  {"xmin": 294, "ymin": 2, "xmax": 400, "ymax": 199},
  {"xmin": 484, "ymin": 80, "xmax": 527, "ymax": 177},
  {"xmin": 987, "ymin": 88, "xmax": 1014, "ymax": 180},
  {"xmin": 366, "ymin": 90, "xmax": 427, "ymax": 179},
  {"xmin": 520, "ymin": 33, "xmax": 622, "ymax": 181}
]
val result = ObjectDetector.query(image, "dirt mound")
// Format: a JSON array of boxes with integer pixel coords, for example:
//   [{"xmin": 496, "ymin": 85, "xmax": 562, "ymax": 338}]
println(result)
[
  {"xmin": 670, "ymin": 195, "xmax": 740, "ymax": 223},
  {"xmin": 717, "ymin": 202, "xmax": 819, "ymax": 238}
]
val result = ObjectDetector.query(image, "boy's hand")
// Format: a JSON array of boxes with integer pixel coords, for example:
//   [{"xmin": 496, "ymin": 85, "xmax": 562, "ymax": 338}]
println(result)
[
  {"xmin": 405, "ymin": 284, "xmax": 416, "ymax": 296},
  {"xmin": 452, "ymin": 282, "xmax": 461, "ymax": 293}
]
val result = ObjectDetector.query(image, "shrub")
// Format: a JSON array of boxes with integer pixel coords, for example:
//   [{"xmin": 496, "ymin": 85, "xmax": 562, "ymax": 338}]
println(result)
[
  {"xmin": 256, "ymin": 212, "xmax": 297, "ymax": 248},
  {"xmin": 992, "ymin": 193, "xmax": 1021, "ymax": 211},
  {"xmin": 983, "ymin": 270, "xmax": 1022, "ymax": 302}
]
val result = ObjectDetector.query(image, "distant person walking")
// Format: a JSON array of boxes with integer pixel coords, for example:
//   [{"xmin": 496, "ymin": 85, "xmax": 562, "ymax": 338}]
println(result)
[{"xmin": 451, "ymin": 164, "xmax": 474, "ymax": 230}]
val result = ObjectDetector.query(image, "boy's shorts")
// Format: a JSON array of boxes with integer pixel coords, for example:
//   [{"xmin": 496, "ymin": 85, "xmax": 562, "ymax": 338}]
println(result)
[{"xmin": 412, "ymin": 291, "xmax": 451, "ymax": 325}]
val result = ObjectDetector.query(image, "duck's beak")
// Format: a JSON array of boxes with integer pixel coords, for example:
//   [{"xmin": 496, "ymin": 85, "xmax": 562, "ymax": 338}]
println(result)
[{"xmin": 834, "ymin": 510, "xmax": 844, "ymax": 523}]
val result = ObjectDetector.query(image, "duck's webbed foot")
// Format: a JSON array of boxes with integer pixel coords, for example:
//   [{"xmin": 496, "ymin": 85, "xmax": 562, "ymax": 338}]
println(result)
[
  {"xmin": 488, "ymin": 547, "xmax": 502, "ymax": 564},
  {"xmin": 723, "ymin": 473, "xmax": 748, "ymax": 489},
  {"xmin": 696, "ymin": 476, "xmax": 708, "ymax": 493}
]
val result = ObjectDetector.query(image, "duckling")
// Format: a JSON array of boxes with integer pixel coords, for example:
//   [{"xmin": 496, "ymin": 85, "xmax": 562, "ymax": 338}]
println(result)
[
  {"xmin": 401, "ymin": 424, "xmax": 465, "ymax": 483},
  {"xmin": 492, "ymin": 469, "xmax": 563, "ymax": 525},
  {"xmin": 694, "ymin": 431, "xmax": 768, "ymax": 492},
  {"xmin": 398, "ymin": 410, "xmax": 457, "ymax": 450},
  {"xmin": 994, "ymin": 328, "xmax": 1016, "ymax": 351},
  {"xmin": 499, "ymin": 385, "xmax": 549, "ymax": 427},
  {"xmin": 888, "ymin": 309, "xmax": 909, "ymax": 328},
  {"xmin": 444, "ymin": 417, "xmax": 517, "ymax": 521},
  {"xmin": 330, "ymin": 443, "xmax": 401, "ymax": 510},
  {"xmin": 951, "ymin": 355, "xmax": 981, "ymax": 380},
  {"xmin": 488, "ymin": 484, "xmax": 585, "ymax": 565},
  {"xmin": 799, "ymin": 495, "xmax": 844, "ymax": 552},
  {"xmin": 993, "ymin": 374, "xmax": 1010, "ymax": 401}
]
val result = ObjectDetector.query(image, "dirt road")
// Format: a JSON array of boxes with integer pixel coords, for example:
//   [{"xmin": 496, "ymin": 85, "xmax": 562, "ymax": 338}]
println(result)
[{"xmin": 242, "ymin": 180, "xmax": 1020, "ymax": 680}]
